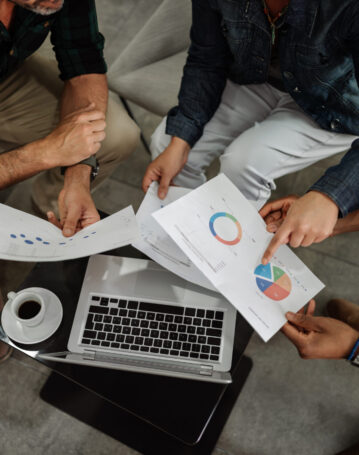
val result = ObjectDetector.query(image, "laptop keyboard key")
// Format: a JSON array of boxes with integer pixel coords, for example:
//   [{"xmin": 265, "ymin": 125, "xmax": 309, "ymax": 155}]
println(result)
[
  {"xmin": 135, "ymin": 337, "xmax": 144, "ymax": 345},
  {"xmin": 170, "ymin": 350, "xmax": 179, "ymax": 356},
  {"xmin": 163, "ymin": 341, "xmax": 172, "ymax": 349},
  {"xmin": 91, "ymin": 340, "xmax": 100, "ymax": 346},
  {"xmin": 91, "ymin": 295, "xmax": 100, "ymax": 301},
  {"xmin": 184, "ymin": 317, "xmax": 192, "ymax": 325},
  {"xmin": 197, "ymin": 327, "xmax": 205, "ymax": 335},
  {"xmin": 196, "ymin": 309, "xmax": 205, "ymax": 318},
  {"xmin": 211, "ymin": 346, "xmax": 220, "ymax": 354},
  {"xmin": 160, "ymin": 349, "xmax": 169, "ymax": 355},
  {"xmin": 107, "ymin": 334, "xmax": 115, "ymax": 341},
  {"xmin": 94, "ymin": 314, "xmax": 102, "ymax": 322},
  {"xmin": 201, "ymin": 345, "xmax": 210, "ymax": 353},
  {"xmin": 118, "ymin": 300, "xmax": 127, "ymax": 308},
  {"xmin": 122, "ymin": 318, "xmax": 130, "ymax": 325},
  {"xmin": 82, "ymin": 339, "xmax": 91, "ymax": 344},
  {"xmin": 128, "ymin": 310, "xmax": 137, "ymax": 318},
  {"xmin": 193, "ymin": 318, "xmax": 201, "ymax": 326},
  {"xmin": 150, "ymin": 330, "xmax": 159, "ymax": 338},
  {"xmin": 185, "ymin": 308, "xmax": 196, "ymax": 316},
  {"xmin": 140, "ymin": 346, "xmax": 149, "ymax": 352},
  {"xmin": 121, "ymin": 344, "xmax": 130, "ymax": 349},
  {"xmin": 192, "ymin": 344, "xmax": 200, "ymax": 352},
  {"xmin": 97, "ymin": 332, "xmax": 106, "ymax": 340},
  {"xmin": 100, "ymin": 297, "xmax": 109, "ymax": 306},
  {"xmin": 180, "ymin": 351, "xmax": 189, "ymax": 357},
  {"xmin": 111, "ymin": 342, "xmax": 120, "ymax": 348},
  {"xmin": 103, "ymin": 316, "xmax": 112, "ymax": 323},
  {"xmin": 215, "ymin": 311, "xmax": 224, "ymax": 320},
  {"xmin": 141, "ymin": 320, "xmax": 149, "ymax": 328},
  {"xmin": 178, "ymin": 325, "xmax": 186, "ymax": 332},
  {"xmin": 119, "ymin": 309, "xmax": 127, "ymax": 317},
  {"xmin": 188, "ymin": 335, "xmax": 197, "ymax": 343},
  {"xmin": 182, "ymin": 343, "xmax": 191, "ymax": 351},
  {"xmin": 169, "ymin": 333, "xmax": 178, "ymax": 340},
  {"xmin": 150, "ymin": 321, "xmax": 158, "ymax": 329},
  {"xmin": 125, "ymin": 336, "xmax": 134, "ymax": 344},
  {"xmin": 95, "ymin": 323, "xmax": 103, "ymax": 331},
  {"xmin": 206, "ymin": 310, "xmax": 214, "ymax": 319},
  {"xmin": 156, "ymin": 314, "xmax": 164, "ymax": 321},
  {"xmin": 128, "ymin": 301, "xmax": 138, "ymax": 310},
  {"xmin": 144, "ymin": 338, "xmax": 153, "ymax": 346},
  {"xmin": 208, "ymin": 337, "xmax": 221, "ymax": 346},
  {"xmin": 179, "ymin": 334, "xmax": 187, "ymax": 342},
  {"xmin": 187, "ymin": 326, "xmax": 196, "ymax": 334},
  {"xmin": 154, "ymin": 339, "xmax": 162, "ymax": 347},
  {"xmin": 150, "ymin": 347, "xmax": 159, "ymax": 353},
  {"xmin": 203, "ymin": 319, "xmax": 211, "ymax": 327},
  {"xmin": 147, "ymin": 313, "xmax": 155, "ymax": 320},
  {"xmin": 110, "ymin": 308, "xmax": 118, "ymax": 316},
  {"xmin": 141, "ymin": 329, "xmax": 150, "ymax": 337},
  {"xmin": 116, "ymin": 335, "xmax": 125, "ymax": 343},
  {"xmin": 83, "ymin": 330, "xmax": 96, "ymax": 339},
  {"xmin": 190, "ymin": 353, "xmax": 199, "ymax": 358},
  {"xmin": 159, "ymin": 322, "xmax": 168, "ymax": 330},
  {"xmin": 104, "ymin": 324, "xmax": 112, "ymax": 332},
  {"xmin": 130, "ymin": 345, "xmax": 140, "ymax": 351},
  {"xmin": 90, "ymin": 305, "xmax": 108, "ymax": 315},
  {"xmin": 173, "ymin": 342, "xmax": 181, "ymax": 350},
  {"xmin": 210, "ymin": 355, "xmax": 219, "ymax": 361},
  {"xmin": 123, "ymin": 327, "xmax": 131, "ymax": 334},
  {"xmin": 110, "ymin": 298, "xmax": 118, "ymax": 304},
  {"xmin": 198, "ymin": 336, "xmax": 206, "ymax": 344},
  {"xmin": 206, "ymin": 328, "xmax": 222, "ymax": 337},
  {"xmin": 132, "ymin": 328, "xmax": 141, "ymax": 336},
  {"xmin": 200, "ymin": 354, "xmax": 209, "ymax": 360},
  {"xmin": 138, "ymin": 311, "xmax": 146, "ymax": 319},
  {"xmin": 212, "ymin": 320, "xmax": 223, "ymax": 328},
  {"xmin": 113, "ymin": 317, "xmax": 121, "ymax": 324},
  {"xmin": 160, "ymin": 332, "xmax": 169, "ymax": 339},
  {"xmin": 174, "ymin": 316, "xmax": 183, "ymax": 324},
  {"xmin": 165, "ymin": 315, "xmax": 173, "ymax": 322},
  {"xmin": 101, "ymin": 341, "xmax": 110, "ymax": 347},
  {"xmin": 168, "ymin": 324, "xmax": 177, "ymax": 331}
]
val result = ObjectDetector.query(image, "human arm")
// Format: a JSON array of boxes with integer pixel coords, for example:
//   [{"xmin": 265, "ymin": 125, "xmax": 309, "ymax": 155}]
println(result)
[
  {"xmin": 142, "ymin": 0, "xmax": 232, "ymax": 198},
  {"xmin": 46, "ymin": 0, "xmax": 108, "ymax": 235},
  {"xmin": 282, "ymin": 300, "xmax": 359, "ymax": 359}
]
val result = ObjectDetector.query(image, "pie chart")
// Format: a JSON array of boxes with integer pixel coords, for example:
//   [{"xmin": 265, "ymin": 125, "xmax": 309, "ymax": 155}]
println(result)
[{"xmin": 254, "ymin": 263, "xmax": 292, "ymax": 301}]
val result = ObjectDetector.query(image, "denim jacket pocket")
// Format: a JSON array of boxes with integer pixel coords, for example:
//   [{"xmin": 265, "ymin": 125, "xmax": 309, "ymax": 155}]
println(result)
[{"xmin": 295, "ymin": 44, "xmax": 332, "ymax": 70}]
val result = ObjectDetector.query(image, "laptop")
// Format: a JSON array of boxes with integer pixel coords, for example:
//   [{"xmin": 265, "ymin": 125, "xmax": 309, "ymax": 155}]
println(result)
[{"xmin": 39, "ymin": 254, "xmax": 237, "ymax": 383}]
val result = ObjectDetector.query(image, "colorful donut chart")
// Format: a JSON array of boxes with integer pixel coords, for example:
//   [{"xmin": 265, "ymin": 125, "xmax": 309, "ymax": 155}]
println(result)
[{"xmin": 209, "ymin": 212, "xmax": 242, "ymax": 246}]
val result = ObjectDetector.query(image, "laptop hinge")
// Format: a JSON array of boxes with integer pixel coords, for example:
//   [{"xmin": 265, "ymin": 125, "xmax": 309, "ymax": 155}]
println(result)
[
  {"xmin": 83, "ymin": 349, "xmax": 96, "ymax": 360},
  {"xmin": 199, "ymin": 365, "xmax": 213, "ymax": 376}
]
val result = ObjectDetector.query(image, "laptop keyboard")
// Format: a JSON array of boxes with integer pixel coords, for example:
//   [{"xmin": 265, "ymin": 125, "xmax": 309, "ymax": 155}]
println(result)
[{"xmin": 81, "ymin": 294, "xmax": 224, "ymax": 362}]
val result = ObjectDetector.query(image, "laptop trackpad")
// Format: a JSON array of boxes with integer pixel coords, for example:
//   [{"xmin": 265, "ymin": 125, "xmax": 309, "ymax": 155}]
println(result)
[{"xmin": 134, "ymin": 269, "xmax": 186, "ymax": 302}]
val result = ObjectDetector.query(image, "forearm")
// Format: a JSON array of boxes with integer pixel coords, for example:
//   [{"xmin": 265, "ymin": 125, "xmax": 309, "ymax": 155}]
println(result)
[
  {"xmin": 309, "ymin": 140, "xmax": 359, "ymax": 217},
  {"xmin": 333, "ymin": 209, "xmax": 359, "ymax": 235},
  {"xmin": 0, "ymin": 139, "xmax": 52, "ymax": 189},
  {"xmin": 61, "ymin": 73, "xmax": 108, "ymax": 184}
]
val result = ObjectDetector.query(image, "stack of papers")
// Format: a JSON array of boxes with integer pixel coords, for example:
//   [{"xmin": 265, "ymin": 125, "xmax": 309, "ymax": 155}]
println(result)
[{"xmin": 141, "ymin": 175, "xmax": 324, "ymax": 341}]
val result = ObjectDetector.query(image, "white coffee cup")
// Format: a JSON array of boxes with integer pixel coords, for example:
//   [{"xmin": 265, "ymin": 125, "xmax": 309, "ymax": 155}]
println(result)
[{"xmin": 7, "ymin": 290, "xmax": 45, "ymax": 327}]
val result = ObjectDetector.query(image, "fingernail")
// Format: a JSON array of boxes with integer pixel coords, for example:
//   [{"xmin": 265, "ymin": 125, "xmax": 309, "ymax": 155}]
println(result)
[
  {"xmin": 159, "ymin": 192, "xmax": 165, "ymax": 199},
  {"xmin": 262, "ymin": 258, "xmax": 268, "ymax": 265},
  {"xmin": 63, "ymin": 229, "xmax": 72, "ymax": 236},
  {"xmin": 286, "ymin": 311, "xmax": 295, "ymax": 318}
]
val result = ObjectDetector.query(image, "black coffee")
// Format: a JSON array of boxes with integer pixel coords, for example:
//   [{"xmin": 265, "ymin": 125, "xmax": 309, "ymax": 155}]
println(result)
[{"xmin": 18, "ymin": 300, "xmax": 41, "ymax": 319}]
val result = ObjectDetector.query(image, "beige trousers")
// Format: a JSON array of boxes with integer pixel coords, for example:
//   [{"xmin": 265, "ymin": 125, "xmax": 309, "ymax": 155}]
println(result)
[{"xmin": 0, "ymin": 54, "xmax": 140, "ymax": 215}]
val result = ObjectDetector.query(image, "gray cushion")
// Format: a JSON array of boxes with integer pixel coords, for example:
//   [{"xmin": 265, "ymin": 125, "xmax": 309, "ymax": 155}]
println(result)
[
  {"xmin": 108, "ymin": 0, "xmax": 191, "ymax": 78},
  {"xmin": 112, "ymin": 51, "xmax": 187, "ymax": 116}
]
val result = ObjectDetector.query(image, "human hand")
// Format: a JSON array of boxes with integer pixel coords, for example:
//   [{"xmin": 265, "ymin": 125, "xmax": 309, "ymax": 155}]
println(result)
[
  {"xmin": 282, "ymin": 299, "xmax": 359, "ymax": 359},
  {"xmin": 142, "ymin": 137, "xmax": 190, "ymax": 199},
  {"xmin": 47, "ymin": 178, "xmax": 100, "ymax": 237},
  {"xmin": 41, "ymin": 103, "xmax": 106, "ymax": 168},
  {"xmin": 261, "ymin": 191, "xmax": 339, "ymax": 265},
  {"xmin": 260, "ymin": 195, "xmax": 299, "ymax": 233}
]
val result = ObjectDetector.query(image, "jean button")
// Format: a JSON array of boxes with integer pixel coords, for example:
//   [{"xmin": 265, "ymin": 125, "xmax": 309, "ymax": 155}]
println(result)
[{"xmin": 293, "ymin": 86, "xmax": 300, "ymax": 93}]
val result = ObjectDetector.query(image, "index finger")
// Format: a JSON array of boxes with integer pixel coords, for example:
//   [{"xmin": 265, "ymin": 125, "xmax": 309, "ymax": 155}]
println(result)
[
  {"xmin": 261, "ymin": 226, "xmax": 290, "ymax": 264},
  {"xmin": 142, "ymin": 167, "xmax": 159, "ymax": 193}
]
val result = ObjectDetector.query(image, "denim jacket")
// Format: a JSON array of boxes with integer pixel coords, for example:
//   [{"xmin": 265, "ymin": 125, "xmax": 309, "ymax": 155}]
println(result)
[{"xmin": 166, "ymin": 0, "xmax": 359, "ymax": 216}]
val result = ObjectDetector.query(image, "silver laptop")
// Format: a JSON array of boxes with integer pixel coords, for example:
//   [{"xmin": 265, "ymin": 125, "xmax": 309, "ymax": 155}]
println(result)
[{"xmin": 39, "ymin": 255, "xmax": 237, "ymax": 383}]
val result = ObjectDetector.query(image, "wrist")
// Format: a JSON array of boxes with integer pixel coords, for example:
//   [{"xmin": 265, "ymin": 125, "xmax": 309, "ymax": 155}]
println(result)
[
  {"xmin": 346, "ymin": 334, "xmax": 359, "ymax": 360},
  {"xmin": 308, "ymin": 190, "xmax": 339, "ymax": 214},
  {"xmin": 35, "ymin": 137, "xmax": 59, "ymax": 169},
  {"xmin": 170, "ymin": 136, "xmax": 191, "ymax": 155},
  {"xmin": 64, "ymin": 164, "xmax": 91, "ymax": 191}
]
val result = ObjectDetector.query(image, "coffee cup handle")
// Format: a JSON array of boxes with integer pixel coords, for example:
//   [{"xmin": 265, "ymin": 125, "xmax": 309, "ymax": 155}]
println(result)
[{"xmin": 7, "ymin": 292, "xmax": 16, "ymax": 301}]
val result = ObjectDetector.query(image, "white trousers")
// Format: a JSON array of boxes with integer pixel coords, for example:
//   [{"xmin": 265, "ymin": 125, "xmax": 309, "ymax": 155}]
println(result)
[{"xmin": 151, "ymin": 81, "xmax": 356, "ymax": 205}]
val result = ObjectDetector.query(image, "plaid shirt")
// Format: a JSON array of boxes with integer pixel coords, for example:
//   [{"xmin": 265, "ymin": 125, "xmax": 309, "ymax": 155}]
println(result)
[{"xmin": 0, "ymin": 0, "xmax": 107, "ymax": 83}]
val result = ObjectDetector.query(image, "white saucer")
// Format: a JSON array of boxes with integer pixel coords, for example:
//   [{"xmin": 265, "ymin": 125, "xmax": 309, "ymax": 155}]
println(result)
[{"xmin": 1, "ymin": 287, "xmax": 63, "ymax": 345}]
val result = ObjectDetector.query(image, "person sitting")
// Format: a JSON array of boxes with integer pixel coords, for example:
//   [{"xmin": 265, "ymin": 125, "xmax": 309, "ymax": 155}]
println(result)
[
  {"xmin": 0, "ymin": 0, "xmax": 140, "ymax": 237},
  {"xmin": 142, "ymin": 0, "xmax": 359, "ymax": 260}
]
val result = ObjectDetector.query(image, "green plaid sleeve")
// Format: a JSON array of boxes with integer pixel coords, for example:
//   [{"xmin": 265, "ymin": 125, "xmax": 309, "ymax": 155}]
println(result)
[{"xmin": 50, "ymin": 0, "xmax": 107, "ymax": 80}]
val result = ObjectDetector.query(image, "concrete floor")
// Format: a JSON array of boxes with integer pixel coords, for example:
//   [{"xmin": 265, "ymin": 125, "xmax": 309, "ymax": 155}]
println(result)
[{"xmin": 1, "ymin": 1, "xmax": 359, "ymax": 455}]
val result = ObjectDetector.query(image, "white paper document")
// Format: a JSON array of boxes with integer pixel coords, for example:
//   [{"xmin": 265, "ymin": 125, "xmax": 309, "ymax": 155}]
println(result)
[
  {"xmin": 153, "ymin": 174, "xmax": 324, "ymax": 342},
  {"xmin": 133, "ymin": 183, "xmax": 215, "ymax": 290},
  {"xmin": 0, "ymin": 204, "xmax": 139, "ymax": 262}
]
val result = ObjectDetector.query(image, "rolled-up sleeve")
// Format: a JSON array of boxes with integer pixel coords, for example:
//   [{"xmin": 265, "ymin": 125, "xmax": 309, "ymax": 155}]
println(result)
[
  {"xmin": 50, "ymin": 0, "xmax": 107, "ymax": 80},
  {"xmin": 166, "ymin": 0, "xmax": 232, "ymax": 147},
  {"xmin": 309, "ymin": 140, "xmax": 359, "ymax": 217}
]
